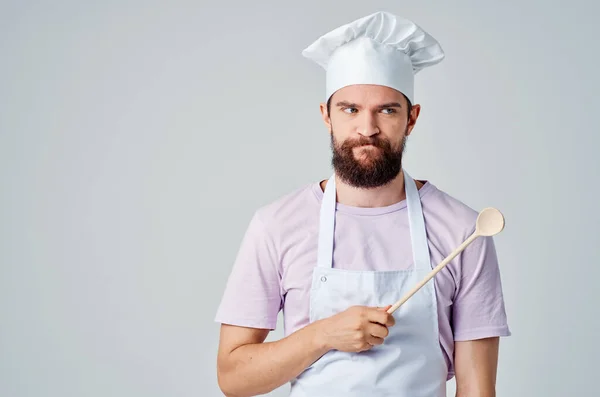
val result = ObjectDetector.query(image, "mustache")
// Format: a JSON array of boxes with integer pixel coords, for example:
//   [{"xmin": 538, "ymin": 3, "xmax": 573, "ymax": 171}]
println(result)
[{"xmin": 340, "ymin": 136, "xmax": 391, "ymax": 150}]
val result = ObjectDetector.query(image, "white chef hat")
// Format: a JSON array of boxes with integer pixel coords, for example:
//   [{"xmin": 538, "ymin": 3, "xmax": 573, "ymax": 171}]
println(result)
[{"xmin": 302, "ymin": 11, "xmax": 445, "ymax": 105}]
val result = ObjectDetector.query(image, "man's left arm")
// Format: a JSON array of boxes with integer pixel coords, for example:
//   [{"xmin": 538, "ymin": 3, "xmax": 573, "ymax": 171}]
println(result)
[
  {"xmin": 454, "ymin": 337, "xmax": 499, "ymax": 397},
  {"xmin": 451, "ymin": 229, "xmax": 510, "ymax": 397}
]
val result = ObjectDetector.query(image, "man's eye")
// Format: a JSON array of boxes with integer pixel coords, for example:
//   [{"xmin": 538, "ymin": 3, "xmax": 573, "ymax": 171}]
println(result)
[
  {"xmin": 343, "ymin": 108, "xmax": 357, "ymax": 114},
  {"xmin": 381, "ymin": 108, "xmax": 396, "ymax": 114}
]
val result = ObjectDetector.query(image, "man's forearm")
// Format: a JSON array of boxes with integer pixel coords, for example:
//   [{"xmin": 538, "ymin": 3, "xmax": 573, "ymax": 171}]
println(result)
[
  {"xmin": 455, "ymin": 386, "xmax": 496, "ymax": 397},
  {"xmin": 217, "ymin": 319, "xmax": 330, "ymax": 397}
]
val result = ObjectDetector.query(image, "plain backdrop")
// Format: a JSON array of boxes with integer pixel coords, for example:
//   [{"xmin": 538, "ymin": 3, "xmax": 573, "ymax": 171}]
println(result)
[{"xmin": 1, "ymin": 1, "xmax": 599, "ymax": 396}]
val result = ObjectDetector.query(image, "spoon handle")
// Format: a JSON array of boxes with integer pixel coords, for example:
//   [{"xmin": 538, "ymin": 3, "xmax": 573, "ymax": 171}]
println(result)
[{"xmin": 387, "ymin": 231, "xmax": 480, "ymax": 314}]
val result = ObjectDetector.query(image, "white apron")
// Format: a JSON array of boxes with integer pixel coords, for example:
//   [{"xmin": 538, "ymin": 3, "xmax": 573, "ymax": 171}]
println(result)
[{"xmin": 288, "ymin": 170, "xmax": 447, "ymax": 397}]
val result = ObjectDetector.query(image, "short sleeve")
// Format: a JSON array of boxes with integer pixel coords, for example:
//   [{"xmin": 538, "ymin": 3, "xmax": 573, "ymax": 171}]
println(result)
[
  {"xmin": 452, "ymin": 231, "xmax": 511, "ymax": 341},
  {"xmin": 214, "ymin": 211, "xmax": 282, "ymax": 330}
]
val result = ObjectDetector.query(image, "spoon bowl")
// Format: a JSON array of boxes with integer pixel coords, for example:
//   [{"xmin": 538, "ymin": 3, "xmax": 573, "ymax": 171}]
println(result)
[{"xmin": 475, "ymin": 207, "xmax": 505, "ymax": 237}]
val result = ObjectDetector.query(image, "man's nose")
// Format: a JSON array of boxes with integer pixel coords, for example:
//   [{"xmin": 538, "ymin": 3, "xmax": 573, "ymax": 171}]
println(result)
[{"xmin": 357, "ymin": 113, "xmax": 379, "ymax": 136}]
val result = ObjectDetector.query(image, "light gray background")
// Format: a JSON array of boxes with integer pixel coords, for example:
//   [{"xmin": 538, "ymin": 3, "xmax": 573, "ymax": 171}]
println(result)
[{"xmin": 1, "ymin": 1, "xmax": 598, "ymax": 396}]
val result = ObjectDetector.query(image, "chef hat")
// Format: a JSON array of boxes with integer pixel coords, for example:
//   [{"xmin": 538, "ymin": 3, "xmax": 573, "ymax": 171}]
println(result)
[{"xmin": 302, "ymin": 11, "xmax": 445, "ymax": 105}]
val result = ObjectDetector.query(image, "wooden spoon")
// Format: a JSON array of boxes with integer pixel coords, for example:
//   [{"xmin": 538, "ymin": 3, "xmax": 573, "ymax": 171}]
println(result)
[{"xmin": 387, "ymin": 207, "xmax": 505, "ymax": 314}]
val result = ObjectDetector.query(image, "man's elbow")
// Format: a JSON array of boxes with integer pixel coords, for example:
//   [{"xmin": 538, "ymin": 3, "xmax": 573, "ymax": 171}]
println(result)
[
  {"xmin": 217, "ymin": 362, "xmax": 243, "ymax": 397},
  {"xmin": 217, "ymin": 382, "xmax": 239, "ymax": 397},
  {"xmin": 218, "ymin": 365, "xmax": 278, "ymax": 397}
]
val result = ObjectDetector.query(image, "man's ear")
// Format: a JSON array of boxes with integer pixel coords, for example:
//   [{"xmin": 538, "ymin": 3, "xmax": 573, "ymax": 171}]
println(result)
[
  {"xmin": 319, "ymin": 103, "xmax": 332, "ymax": 134},
  {"xmin": 405, "ymin": 104, "xmax": 421, "ymax": 136}
]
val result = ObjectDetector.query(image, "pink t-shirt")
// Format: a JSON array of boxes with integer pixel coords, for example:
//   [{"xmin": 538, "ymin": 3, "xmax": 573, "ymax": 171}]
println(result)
[{"xmin": 215, "ymin": 179, "xmax": 511, "ymax": 379}]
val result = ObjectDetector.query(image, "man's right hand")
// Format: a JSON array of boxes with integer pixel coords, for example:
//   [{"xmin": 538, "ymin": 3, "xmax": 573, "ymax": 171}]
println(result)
[{"xmin": 316, "ymin": 305, "xmax": 396, "ymax": 353}]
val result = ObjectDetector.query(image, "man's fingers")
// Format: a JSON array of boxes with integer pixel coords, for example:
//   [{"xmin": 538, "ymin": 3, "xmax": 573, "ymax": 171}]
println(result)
[
  {"xmin": 386, "ymin": 313, "xmax": 395, "ymax": 327},
  {"xmin": 378, "ymin": 305, "xmax": 396, "ymax": 326},
  {"xmin": 367, "ymin": 308, "xmax": 389, "ymax": 325},
  {"xmin": 367, "ymin": 334, "xmax": 385, "ymax": 346},
  {"xmin": 368, "ymin": 323, "xmax": 389, "ymax": 339},
  {"xmin": 368, "ymin": 307, "xmax": 395, "ymax": 327}
]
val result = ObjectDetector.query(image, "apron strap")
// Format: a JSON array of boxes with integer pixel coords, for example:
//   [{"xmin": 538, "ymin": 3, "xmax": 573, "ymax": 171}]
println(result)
[
  {"xmin": 317, "ymin": 174, "xmax": 336, "ymax": 269},
  {"xmin": 404, "ymin": 171, "xmax": 432, "ymax": 271}
]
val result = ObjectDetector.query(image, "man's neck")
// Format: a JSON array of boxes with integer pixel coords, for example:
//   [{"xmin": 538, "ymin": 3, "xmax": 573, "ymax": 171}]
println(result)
[{"xmin": 320, "ymin": 170, "xmax": 423, "ymax": 208}]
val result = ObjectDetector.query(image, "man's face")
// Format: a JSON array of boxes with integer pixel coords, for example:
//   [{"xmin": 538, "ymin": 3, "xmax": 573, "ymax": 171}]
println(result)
[{"xmin": 320, "ymin": 84, "xmax": 420, "ymax": 189}]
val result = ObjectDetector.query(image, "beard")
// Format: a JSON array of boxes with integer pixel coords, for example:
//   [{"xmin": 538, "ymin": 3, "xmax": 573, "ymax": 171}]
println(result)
[{"xmin": 330, "ymin": 131, "xmax": 407, "ymax": 189}]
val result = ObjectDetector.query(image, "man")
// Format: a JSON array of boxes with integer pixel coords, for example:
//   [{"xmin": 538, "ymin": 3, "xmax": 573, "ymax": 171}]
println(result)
[{"xmin": 215, "ymin": 11, "xmax": 510, "ymax": 397}]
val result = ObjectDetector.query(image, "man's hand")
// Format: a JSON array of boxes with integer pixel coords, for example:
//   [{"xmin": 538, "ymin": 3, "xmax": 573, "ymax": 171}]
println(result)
[{"xmin": 316, "ymin": 305, "xmax": 396, "ymax": 352}]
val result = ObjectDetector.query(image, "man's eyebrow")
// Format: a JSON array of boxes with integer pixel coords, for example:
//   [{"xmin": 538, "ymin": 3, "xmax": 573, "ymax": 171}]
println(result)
[
  {"xmin": 377, "ymin": 102, "xmax": 403, "ymax": 108},
  {"xmin": 334, "ymin": 101, "xmax": 403, "ymax": 109},
  {"xmin": 335, "ymin": 101, "xmax": 358, "ymax": 108}
]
